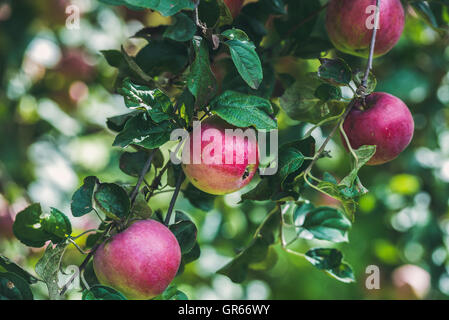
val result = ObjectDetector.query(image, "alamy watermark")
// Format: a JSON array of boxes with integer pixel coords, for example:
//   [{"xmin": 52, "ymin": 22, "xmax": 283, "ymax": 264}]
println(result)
[{"xmin": 170, "ymin": 121, "xmax": 279, "ymax": 176}]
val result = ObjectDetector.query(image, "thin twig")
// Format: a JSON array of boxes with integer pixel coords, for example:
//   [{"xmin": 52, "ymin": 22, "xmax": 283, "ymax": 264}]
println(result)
[
  {"xmin": 164, "ymin": 171, "xmax": 184, "ymax": 225},
  {"xmin": 60, "ymin": 224, "xmax": 114, "ymax": 296},
  {"xmin": 130, "ymin": 150, "xmax": 155, "ymax": 204},
  {"xmin": 361, "ymin": 0, "xmax": 381, "ymax": 95}
]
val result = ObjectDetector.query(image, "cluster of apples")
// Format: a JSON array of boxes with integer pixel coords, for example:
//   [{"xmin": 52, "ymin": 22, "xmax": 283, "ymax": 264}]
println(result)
[{"xmin": 92, "ymin": 0, "xmax": 414, "ymax": 300}]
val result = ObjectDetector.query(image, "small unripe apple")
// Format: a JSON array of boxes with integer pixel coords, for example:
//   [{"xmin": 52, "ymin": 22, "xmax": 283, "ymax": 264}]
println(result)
[
  {"xmin": 341, "ymin": 92, "xmax": 414, "ymax": 165},
  {"xmin": 93, "ymin": 220, "xmax": 181, "ymax": 300},
  {"xmin": 182, "ymin": 116, "xmax": 259, "ymax": 195},
  {"xmin": 326, "ymin": 0, "xmax": 405, "ymax": 57},
  {"xmin": 224, "ymin": 0, "xmax": 244, "ymax": 19}
]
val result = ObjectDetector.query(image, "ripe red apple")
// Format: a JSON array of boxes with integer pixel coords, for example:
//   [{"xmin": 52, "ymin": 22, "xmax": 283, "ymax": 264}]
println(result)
[
  {"xmin": 341, "ymin": 92, "xmax": 414, "ymax": 165},
  {"xmin": 93, "ymin": 220, "xmax": 181, "ymax": 300},
  {"xmin": 326, "ymin": 0, "xmax": 405, "ymax": 57},
  {"xmin": 224, "ymin": 0, "xmax": 244, "ymax": 19},
  {"xmin": 182, "ymin": 115, "xmax": 259, "ymax": 195}
]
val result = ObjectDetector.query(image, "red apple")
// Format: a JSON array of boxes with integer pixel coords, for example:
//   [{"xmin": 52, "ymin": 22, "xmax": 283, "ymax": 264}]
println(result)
[
  {"xmin": 341, "ymin": 92, "xmax": 414, "ymax": 165},
  {"xmin": 326, "ymin": 0, "xmax": 405, "ymax": 57},
  {"xmin": 224, "ymin": 0, "xmax": 244, "ymax": 19},
  {"xmin": 93, "ymin": 220, "xmax": 181, "ymax": 300},
  {"xmin": 182, "ymin": 115, "xmax": 259, "ymax": 195}
]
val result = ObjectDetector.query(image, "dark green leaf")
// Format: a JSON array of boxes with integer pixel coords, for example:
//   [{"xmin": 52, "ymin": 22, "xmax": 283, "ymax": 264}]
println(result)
[
  {"xmin": 119, "ymin": 151, "xmax": 153, "ymax": 177},
  {"xmin": 164, "ymin": 12, "xmax": 196, "ymax": 42},
  {"xmin": 118, "ymin": 78, "xmax": 173, "ymax": 123},
  {"xmin": 94, "ymin": 183, "xmax": 131, "ymax": 221},
  {"xmin": 317, "ymin": 58, "xmax": 352, "ymax": 86},
  {"xmin": 13, "ymin": 203, "xmax": 72, "ymax": 248},
  {"xmin": 0, "ymin": 255, "xmax": 38, "ymax": 284},
  {"xmin": 169, "ymin": 218, "xmax": 198, "ymax": 255},
  {"xmin": 315, "ymin": 84, "xmax": 342, "ymax": 102},
  {"xmin": 222, "ymin": 29, "xmax": 263, "ymax": 89},
  {"xmin": 0, "ymin": 273, "xmax": 33, "ymax": 300},
  {"xmin": 183, "ymin": 183, "xmax": 216, "ymax": 211},
  {"xmin": 82, "ymin": 285, "xmax": 127, "ymax": 300},
  {"xmin": 300, "ymin": 206, "xmax": 352, "ymax": 243},
  {"xmin": 135, "ymin": 40, "xmax": 188, "ymax": 76},
  {"xmin": 280, "ymin": 78, "xmax": 346, "ymax": 124},
  {"xmin": 211, "ymin": 90, "xmax": 277, "ymax": 130},
  {"xmin": 106, "ymin": 111, "xmax": 139, "ymax": 132},
  {"xmin": 71, "ymin": 176, "xmax": 98, "ymax": 217},
  {"xmin": 305, "ymin": 248, "xmax": 355, "ymax": 283},
  {"xmin": 113, "ymin": 112, "xmax": 176, "ymax": 149},
  {"xmin": 187, "ymin": 36, "xmax": 217, "ymax": 108},
  {"xmin": 122, "ymin": 0, "xmax": 195, "ymax": 16},
  {"xmin": 218, "ymin": 208, "xmax": 280, "ymax": 283}
]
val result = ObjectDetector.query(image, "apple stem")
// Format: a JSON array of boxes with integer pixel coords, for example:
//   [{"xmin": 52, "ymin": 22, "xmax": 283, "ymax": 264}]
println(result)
[{"xmin": 360, "ymin": 0, "xmax": 381, "ymax": 98}]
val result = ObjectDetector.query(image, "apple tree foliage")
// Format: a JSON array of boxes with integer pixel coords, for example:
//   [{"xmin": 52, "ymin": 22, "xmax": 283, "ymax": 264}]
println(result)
[{"xmin": 1, "ymin": 0, "xmax": 448, "ymax": 300}]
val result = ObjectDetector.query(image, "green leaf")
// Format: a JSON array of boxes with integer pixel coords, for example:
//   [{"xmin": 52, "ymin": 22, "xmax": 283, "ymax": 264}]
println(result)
[
  {"xmin": 0, "ymin": 273, "xmax": 33, "ymax": 300},
  {"xmin": 280, "ymin": 78, "xmax": 346, "ymax": 124},
  {"xmin": 71, "ymin": 176, "xmax": 98, "ymax": 218},
  {"xmin": 305, "ymin": 248, "xmax": 355, "ymax": 283},
  {"xmin": 353, "ymin": 71, "xmax": 377, "ymax": 95},
  {"xmin": 94, "ymin": 183, "xmax": 131, "ymax": 221},
  {"xmin": 300, "ymin": 206, "xmax": 352, "ymax": 243},
  {"xmin": 0, "ymin": 255, "xmax": 39, "ymax": 284},
  {"xmin": 218, "ymin": 208, "xmax": 280, "ymax": 283},
  {"xmin": 317, "ymin": 58, "xmax": 352, "ymax": 86},
  {"xmin": 410, "ymin": 1, "xmax": 445, "ymax": 33},
  {"xmin": 183, "ymin": 183, "xmax": 216, "ymax": 211},
  {"xmin": 240, "ymin": 178, "xmax": 274, "ymax": 202},
  {"xmin": 82, "ymin": 285, "xmax": 127, "ymax": 300},
  {"xmin": 187, "ymin": 36, "xmax": 217, "ymax": 109},
  {"xmin": 113, "ymin": 112, "xmax": 176, "ymax": 149},
  {"xmin": 13, "ymin": 203, "xmax": 72, "ymax": 248},
  {"xmin": 35, "ymin": 242, "xmax": 68, "ymax": 300},
  {"xmin": 106, "ymin": 111, "xmax": 139, "ymax": 132},
  {"xmin": 98, "ymin": 0, "xmax": 142, "ymax": 10},
  {"xmin": 211, "ymin": 90, "xmax": 277, "ymax": 130},
  {"xmin": 277, "ymin": 147, "xmax": 304, "ymax": 185},
  {"xmin": 157, "ymin": 284, "xmax": 188, "ymax": 300},
  {"xmin": 164, "ymin": 12, "xmax": 196, "ymax": 42},
  {"xmin": 339, "ymin": 145, "xmax": 376, "ymax": 188},
  {"xmin": 122, "ymin": 0, "xmax": 195, "ymax": 16},
  {"xmin": 222, "ymin": 28, "xmax": 263, "ymax": 89},
  {"xmin": 169, "ymin": 212, "xmax": 198, "ymax": 255},
  {"xmin": 132, "ymin": 192, "xmax": 153, "ymax": 219},
  {"xmin": 82, "ymin": 261, "xmax": 100, "ymax": 289},
  {"xmin": 198, "ymin": 0, "xmax": 234, "ymax": 28},
  {"xmin": 119, "ymin": 151, "xmax": 153, "ymax": 177},
  {"xmin": 315, "ymin": 181, "xmax": 358, "ymax": 221},
  {"xmin": 315, "ymin": 84, "xmax": 342, "ymax": 102},
  {"xmin": 135, "ymin": 40, "xmax": 188, "ymax": 76},
  {"xmin": 118, "ymin": 78, "xmax": 173, "ymax": 123},
  {"xmin": 274, "ymin": 0, "xmax": 320, "ymax": 42},
  {"xmin": 293, "ymin": 37, "xmax": 333, "ymax": 59},
  {"xmin": 176, "ymin": 89, "xmax": 195, "ymax": 127}
]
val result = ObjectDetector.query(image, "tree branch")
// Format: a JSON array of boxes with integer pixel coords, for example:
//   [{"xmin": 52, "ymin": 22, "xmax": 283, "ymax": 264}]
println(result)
[
  {"xmin": 360, "ymin": 0, "xmax": 381, "ymax": 96},
  {"xmin": 164, "ymin": 170, "xmax": 184, "ymax": 225},
  {"xmin": 130, "ymin": 150, "xmax": 155, "ymax": 204}
]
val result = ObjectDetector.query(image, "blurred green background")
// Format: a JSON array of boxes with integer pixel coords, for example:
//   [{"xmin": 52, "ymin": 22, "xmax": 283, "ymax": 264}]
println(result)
[{"xmin": 1, "ymin": 0, "xmax": 449, "ymax": 300}]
